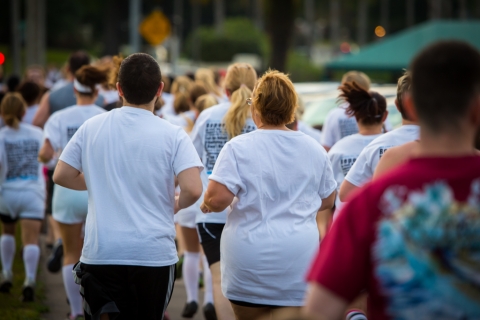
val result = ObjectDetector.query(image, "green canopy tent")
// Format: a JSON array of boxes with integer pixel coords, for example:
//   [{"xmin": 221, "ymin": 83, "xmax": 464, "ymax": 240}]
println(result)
[{"xmin": 326, "ymin": 20, "xmax": 480, "ymax": 73}]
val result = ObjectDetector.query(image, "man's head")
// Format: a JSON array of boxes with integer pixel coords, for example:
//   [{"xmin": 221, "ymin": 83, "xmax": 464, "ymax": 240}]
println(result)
[
  {"xmin": 409, "ymin": 40, "xmax": 480, "ymax": 134},
  {"xmin": 117, "ymin": 53, "xmax": 162, "ymax": 106},
  {"xmin": 68, "ymin": 51, "xmax": 90, "ymax": 76},
  {"xmin": 395, "ymin": 70, "xmax": 412, "ymax": 120}
]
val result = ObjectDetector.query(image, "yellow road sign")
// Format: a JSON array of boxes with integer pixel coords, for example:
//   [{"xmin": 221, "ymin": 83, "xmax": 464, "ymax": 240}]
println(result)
[{"xmin": 139, "ymin": 10, "xmax": 171, "ymax": 46}]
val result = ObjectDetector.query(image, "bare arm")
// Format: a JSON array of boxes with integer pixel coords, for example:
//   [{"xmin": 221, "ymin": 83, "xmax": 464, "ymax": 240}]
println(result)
[
  {"xmin": 38, "ymin": 139, "xmax": 54, "ymax": 163},
  {"xmin": 32, "ymin": 92, "xmax": 50, "ymax": 128},
  {"xmin": 175, "ymin": 167, "xmax": 203, "ymax": 213},
  {"xmin": 339, "ymin": 180, "xmax": 358, "ymax": 202},
  {"xmin": 53, "ymin": 160, "xmax": 87, "ymax": 191},
  {"xmin": 303, "ymin": 283, "xmax": 348, "ymax": 320},
  {"xmin": 200, "ymin": 180, "xmax": 235, "ymax": 213}
]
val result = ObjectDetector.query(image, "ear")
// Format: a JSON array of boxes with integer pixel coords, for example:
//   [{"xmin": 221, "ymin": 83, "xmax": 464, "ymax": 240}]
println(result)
[
  {"xmin": 402, "ymin": 93, "xmax": 418, "ymax": 122},
  {"xmin": 381, "ymin": 110, "xmax": 389, "ymax": 123},
  {"xmin": 469, "ymin": 94, "xmax": 480, "ymax": 127},
  {"xmin": 116, "ymin": 82, "xmax": 124, "ymax": 97},
  {"xmin": 157, "ymin": 81, "xmax": 165, "ymax": 97}
]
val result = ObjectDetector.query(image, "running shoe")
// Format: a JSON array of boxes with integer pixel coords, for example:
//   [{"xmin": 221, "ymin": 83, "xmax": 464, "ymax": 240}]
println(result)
[
  {"xmin": 0, "ymin": 271, "xmax": 13, "ymax": 293},
  {"xmin": 66, "ymin": 313, "xmax": 85, "ymax": 320},
  {"xmin": 47, "ymin": 239, "xmax": 63, "ymax": 273},
  {"xmin": 181, "ymin": 301, "xmax": 198, "ymax": 318},
  {"xmin": 22, "ymin": 278, "xmax": 35, "ymax": 302},
  {"xmin": 203, "ymin": 303, "xmax": 218, "ymax": 320}
]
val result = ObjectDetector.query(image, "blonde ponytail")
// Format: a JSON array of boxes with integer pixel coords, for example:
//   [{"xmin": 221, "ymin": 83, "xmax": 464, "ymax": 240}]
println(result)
[
  {"xmin": 223, "ymin": 63, "xmax": 257, "ymax": 139},
  {"xmin": 0, "ymin": 93, "xmax": 26, "ymax": 129}
]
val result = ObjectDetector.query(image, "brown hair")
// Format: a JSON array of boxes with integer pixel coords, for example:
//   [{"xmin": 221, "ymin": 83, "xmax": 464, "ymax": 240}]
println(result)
[
  {"xmin": 252, "ymin": 70, "xmax": 297, "ymax": 126},
  {"xmin": 107, "ymin": 55, "xmax": 124, "ymax": 90},
  {"xmin": 396, "ymin": 70, "xmax": 412, "ymax": 120},
  {"xmin": 195, "ymin": 68, "xmax": 221, "ymax": 96},
  {"xmin": 341, "ymin": 71, "xmax": 371, "ymax": 91},
  {"xmin": 17, "ymin": 81, "xmax": 41, "ymax": 105},
  {"xmin": 339, "ymin": 82, "xmax": 387, "ymax": 126},
  {"xmin": 195, "ymin": 94, "xmax": 218, "ymax": 113},
  {"xmin": 75, "ymin": 65, "xmax": 109, "ymax": 96},
  {"xmin": 223, "ymin": 63, "xmax": 257, "ymax": 138},
  {"xmin": 172, "ymin": 76, "xmax": 194, "ymax": 114},
  {"xmin": 190, "ymin": 82, "xmax": 208, "ymax": 105},
  {"xmin": 1, "ymin": 93, "xmax": 26, "ymax": 129},
  {"xmin": 68, "ymin": 51, "xmax": 91, "ymax": 75}
]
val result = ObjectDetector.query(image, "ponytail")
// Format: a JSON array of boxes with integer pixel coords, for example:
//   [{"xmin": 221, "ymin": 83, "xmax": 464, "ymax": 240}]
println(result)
[
  {"xmin": 224, "ymin": 85, "xmax": 253, "ymax": 138},
  {"xmin": 174, "ymin": 91, "xmax": 191, "ymax": 114},
  {"xmin": 75, "ymin": 65, "xmax": 109, "ymax": 95},
  {"xmin": 0, "ymin": 93, "xmax": 26, "ymax": 129},
  {"xmin": 339, "ymin": 81, "xmax": 386, "ymax": 126}
]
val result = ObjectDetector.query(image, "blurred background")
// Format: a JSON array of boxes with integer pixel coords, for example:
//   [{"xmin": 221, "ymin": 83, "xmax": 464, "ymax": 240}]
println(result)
[{"xmin": 0, "ymin": 0, "xmax": 479, "ymax": 128}]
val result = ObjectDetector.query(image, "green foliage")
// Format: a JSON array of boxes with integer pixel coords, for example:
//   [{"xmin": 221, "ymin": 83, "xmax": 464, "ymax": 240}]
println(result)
[
  {"xmin": 286, "ymin": 51, "xmax": 323, "ymax": 82},
  {"xmin": 0, "ymin": 225, "xmax": 48, "ymax": 319},
  {"xmin": 185, "ymin": 18, "xmax": 269, "ymax": 63}
]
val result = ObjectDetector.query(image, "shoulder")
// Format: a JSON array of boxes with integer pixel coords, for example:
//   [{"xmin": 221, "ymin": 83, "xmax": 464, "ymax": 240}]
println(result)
[{"xmin": 20, "ymin": 123, "xmax": 43, "ymax": 138}]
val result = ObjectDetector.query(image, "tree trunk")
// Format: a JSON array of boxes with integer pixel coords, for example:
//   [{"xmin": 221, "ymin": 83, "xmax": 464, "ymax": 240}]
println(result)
[
  {"xmin": 26, "ymin": 0, "xmax": 46, "ymax": 66},
  {"xmin": 214, "ymin": 0, "xmax": 225, "ymax": 34},
  {"xmin": 330, "ymin": 0, "xmax": 340, "ymax": 55},
  {"xmin": 305, "ymin": 0, "xmax": 315, "ymax": 58},
  {"xmin": 357, "ymin": 0, "xmax": 368, "ymax": 46},
  {"xmin": 191, "ymin": 0, "xmax": 202, "ymax": 63},
  {"xmin": 265, "ymin": 0, "xmax": 296, "ymax": 71},
  {"xmin": 10, "ymin": 0, "xmax": 21, "ymax": 74},
  {"xmin": 103, "ymin": 0, "xmax": 121, "ymax": 55},
  {"xmin": 406, "ymin": 0, "xmax": 415, "ymax": 27},
  {"xmin": 458, "ymin": 0, "xmax": 467, "ymax": 19},
  {"xmin": 380, "ymin": 0, "xmax": 389, "ymax": 33},
  {"xmin": 429, "ymin": 0, "xmax": 442, "ymax": 20},
  {"xmin": 129, "ymin": 0, "xmax": 141, "ymax": 53},
  {"xmin": 253, "ymin": 0, "xmax": 264, "ymax": 31}
]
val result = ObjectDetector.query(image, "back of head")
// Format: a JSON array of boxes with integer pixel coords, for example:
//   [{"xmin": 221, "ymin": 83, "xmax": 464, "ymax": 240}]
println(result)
[
  {"xmin": 68, "ymin": 51, "xmax": 91, "ymax": 75},
  {"xmin": 107, "ymin": 55, "xmax": 124, "ymax": 90},
  {"xmin": 171, "ymin": 76, "xmax": 193, "ymax": 95},
  {"xmin": 410, "ymin": 40, "xmax": 480, "ymax": 133},
  {"xmin": 396, "ymin": 70, "xmax": 412, "ymax": 120},
  {"xmin": 7, "ymin": 75, "xmax": 20, "ymax": 92},
  {"xmin": 75, "ymin": 65, "xmax": 109, "ymax": 96},
  {"xmin": 195, "ymin": 68, "xmax": 220, "ymax": 96},
  {"xmin": 339, "ymin": 82, "xmax": 387, "ymax": 126},
  {"xmin": 223, "ymin": 63, "xmax": 258, "ymax": 138},
  {"xmin": 17, "ymin": 81, "xmax": 41, "ymax": 106},
  {"xmin": 341, "ymin": 71, "xmax": 371, "ymax": 91},
  {"xmin": 195, "ymin": 94, "xmax": 218, "ymax": 113},
  {"xmin": 118, "ymin": 53, "xmax": 162, "ymax": 105},
  {"xmin": 0, "ymin": 92, "xmax": 26, "ymax": 129},
  {"xmin": 172, "ymin": 76, "xmax": 194, "ymax": 114},
  {"xmin": 252, "ymin": 70, "xmax": 297, "ymax": 126},
  {"xmin": 190, "ymin": 82, "xmax": 208, "ymax": 105}
]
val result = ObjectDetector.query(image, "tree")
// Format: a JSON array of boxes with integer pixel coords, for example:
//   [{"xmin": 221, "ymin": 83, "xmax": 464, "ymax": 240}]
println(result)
[{"xmin": 357, "ymin": 0, "xmax": 368, "ymax": 46}]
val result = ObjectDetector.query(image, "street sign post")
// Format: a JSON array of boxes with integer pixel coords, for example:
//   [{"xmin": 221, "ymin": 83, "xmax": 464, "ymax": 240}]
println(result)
[{"xmin": 139, "ymin": 10, "xmax": 172, "ymax": 46}]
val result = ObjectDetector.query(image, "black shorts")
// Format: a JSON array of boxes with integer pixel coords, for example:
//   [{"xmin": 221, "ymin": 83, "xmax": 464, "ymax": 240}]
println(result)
[
  {"xmin": 45, "ymin": 168, "xmax": 55, "ymax": 214},
  {"xmin": 0, "ymin": 213, "xmax": 42, "ymax": 224},
  {"xmin": 197, "ymin": 223, "xmax": 224, "ymax": 266},
  {"xmin": 230, "ymin": 299, "xmax": 282, "ymax": 308},
  {"xmin": 79, "ymin": 262, "xmax": 176, "ymax": 320}
]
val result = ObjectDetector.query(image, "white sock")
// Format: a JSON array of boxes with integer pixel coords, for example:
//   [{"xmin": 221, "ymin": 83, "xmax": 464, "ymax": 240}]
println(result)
[
  {"xmin": 183, "ymin": 251, "xmax": 200, "ymax": 303},
  {"xmin": 23, "ymin": 244, "xmax": 40, "ymax": 282},
  {"xmin": 202, "ymin": 255, "xmax": 214, "ymax": 305},
  {"xmin": 1, "ymin": 235, "xmax": 16, "ymax": 275},
  {"xmin": 62, "ymin": 264, "xmax": 83, "ymax": 317},
  {"xmin": 346, "ymin": 310, "xmax": 368, "ymax": 320}
]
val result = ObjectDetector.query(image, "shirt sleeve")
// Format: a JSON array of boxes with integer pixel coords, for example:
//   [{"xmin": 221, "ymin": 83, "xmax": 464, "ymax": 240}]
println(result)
[
  {"xmin": 306, "ymin": 186, "xmax": 376, "ymax": 302},
  {"xmin": 208, "ymin": 142, "xmax": 243, "ymax": 196},
  {"xmin": 43, "ymin": 114, "xmax": 61, "ymax": 151},
  {"xmin": 319, "ymin": 151, "xmax": 337, "ymax": 199},
  {"xmin": 173, "ymin": 128, "xmax": 204, "ymax": 176},
  {"xmin": 59, "ymin": 123, "xmax": 84, "ymax": 172},
  {"xmin": 344, "ymin": 147, "xmax": 373, "ymax": 187}
]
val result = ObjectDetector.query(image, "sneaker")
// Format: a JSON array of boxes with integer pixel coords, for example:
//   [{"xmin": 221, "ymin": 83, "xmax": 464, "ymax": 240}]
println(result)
[
  {"xmin": 181, "ymin": 301, "xmax": 198, "ymax": 318},
  {"xmin": 22, "ymin": 278, "xmax": 35, "ymax": 302},
  {"xmin": 47, "ymin": 239, "xmax": 63, "ymax": 273},
  {"xmin": 66, "ymin": 313, "xmax": 85, "ymax": 320},
  {"xmin": 0, "ymin": 271, "xmax": 13, "ymax": 293},
  {"xmin": 203, "ymin": 303, "xmax": 217, "ymax": 320}
]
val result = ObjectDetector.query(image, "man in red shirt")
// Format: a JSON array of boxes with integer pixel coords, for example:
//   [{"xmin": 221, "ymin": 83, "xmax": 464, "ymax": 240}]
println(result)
[{"xmin": 304, "ymin": 40, "xmax": 480, "ymax": 319}]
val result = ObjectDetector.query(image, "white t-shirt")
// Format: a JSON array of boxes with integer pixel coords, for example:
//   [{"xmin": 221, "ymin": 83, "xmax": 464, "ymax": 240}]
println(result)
[
  {"xmin": 0, "ymin": 123, "xmax": 44, "ymax": 193},
  {"xmin": 328, "ymin": 133, "xmax": 383, "ymax": 211},
  {"xmin": 322, "ymin": 103, "xmax": 392, "ymax": 148},
  {"xmin": 158, "ymin": 93, "xmax": 175, "ymax": 117},
  {"xmin": 211, "ymin": 129, "xmax": 337, "ymax": 305},
  {"xmin": 59, "ymin": 106, "xmax": 204, "ymax": 266},
  {"xmin": 344, "ymin": 124, "xmax": 420, "ymax": 188},
  {"xmin": 298, "ymin": 120, "xmax": 322, "ymax": 143},
  {"xmin": 44, "ymin": 104, "xmax": 105, "ymax": 153},
  {"xmin": 22, "ymin": 104, "xmax": 39, "ymax": 125},
  {"xmin": 190, "ymin": 102, "xmax": 256, "ymax": 224}
]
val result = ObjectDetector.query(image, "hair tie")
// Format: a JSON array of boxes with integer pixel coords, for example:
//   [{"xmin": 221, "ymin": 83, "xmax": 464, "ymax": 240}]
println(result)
[{"xmin": 74, "ymin": 79, "xmax": 93, "ymax": 93}]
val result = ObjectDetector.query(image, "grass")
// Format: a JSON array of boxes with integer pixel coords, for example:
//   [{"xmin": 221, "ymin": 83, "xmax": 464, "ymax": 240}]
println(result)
[{"xmin": 0, "ymin": 225, "xmax": 49, "ymax": 320}]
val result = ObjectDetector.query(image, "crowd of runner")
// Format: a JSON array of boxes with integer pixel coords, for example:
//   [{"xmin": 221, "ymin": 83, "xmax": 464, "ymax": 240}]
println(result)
[{"xmin": 0, "ymin": 39, "xmax": 479, "ymax": 320}]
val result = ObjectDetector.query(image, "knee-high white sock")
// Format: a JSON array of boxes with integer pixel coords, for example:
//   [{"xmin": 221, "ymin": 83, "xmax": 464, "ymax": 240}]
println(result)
[
  {"xmin": 23, "ymin": 244, "xmax": 40, "ymax": 282},
  {"xmin": 202, "ymin": 255, "xmax": 214, "ymax": 305},
  {"xmin": 62, "ymin": 264, "xmax": 83, "ymax": 317},
  {"xmin": 183, "ymin": 251, "xmax": 200, "ymax": 303},
  {"xmin": 1, "ymin": 235, "xmax": 16, "ymax": 275}
]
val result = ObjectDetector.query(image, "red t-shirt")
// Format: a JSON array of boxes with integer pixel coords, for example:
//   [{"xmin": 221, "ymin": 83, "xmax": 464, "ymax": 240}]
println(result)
[{"xmin": 307, "ymin": 156, "xmax": 480, "ymax": 319}]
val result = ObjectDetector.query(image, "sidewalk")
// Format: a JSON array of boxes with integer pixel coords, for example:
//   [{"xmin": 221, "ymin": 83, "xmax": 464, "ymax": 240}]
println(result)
[{"xmin": 39, "ymin": 237, "xmax": 207, "ymax": 320}]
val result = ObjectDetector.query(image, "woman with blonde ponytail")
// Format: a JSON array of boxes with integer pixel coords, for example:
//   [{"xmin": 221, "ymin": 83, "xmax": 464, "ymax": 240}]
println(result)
[
  {"xmin": 189, "ymin": 63, "xmax": 257, "ymax": 320},
  {"xmin": 0, "ymin": 93, "xmax": 45, "ymax": 302}
]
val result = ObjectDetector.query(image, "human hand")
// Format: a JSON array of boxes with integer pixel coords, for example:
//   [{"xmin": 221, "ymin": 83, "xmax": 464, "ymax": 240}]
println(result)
[{"xmin": 200, "ymin": 202, "xmax": 212, "ymax": 214}]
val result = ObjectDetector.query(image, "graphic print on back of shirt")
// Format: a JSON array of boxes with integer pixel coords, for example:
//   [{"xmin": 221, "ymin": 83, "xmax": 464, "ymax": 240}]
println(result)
[
  {"xmin": 340, "ymin": 156, "xmax": 357, "ymax": 176},
  {"xmin": 374, "ymin": 179, "xmax": 480, "ymax": 319},
  {"xmin": 5, "ymin": 140, "xmax": 40, "ymax": 181},
  {"xmin": 379, "ymin": 146, "xmax": 391, "ymax": 159},
  {"xmin": 67, "ymin": 127, "xmax": 79, "ymax": 142},
  {"xmin": 204, "ymin": 122, "xmax": 255, "ymax": 174}
]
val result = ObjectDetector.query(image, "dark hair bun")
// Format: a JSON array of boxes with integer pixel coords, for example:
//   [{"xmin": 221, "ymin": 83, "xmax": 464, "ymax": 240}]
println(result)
[{"xmin": 339, "ymin": 81, "xmax": 387, "ymax": 125}]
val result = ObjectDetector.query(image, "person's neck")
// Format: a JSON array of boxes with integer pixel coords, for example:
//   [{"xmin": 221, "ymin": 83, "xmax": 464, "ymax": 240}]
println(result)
[
  {"xmin": 66, "ymin": 73, "xmax": 74, "ymax": 82},
  {"xmin": 123, "ymin": 101, "xmax": 155, "ymax": 113},
  {"xmin": 401, "ymin": 119, "xmax": 417, "ymax": 126},
  {"xmin": 76, "ymin": 97, "xmax": 95, "ymax": 106},
  {"xmin": 257, "ymin": 124, "xmax": 289, "ymax": 131},
  {"xmin": 358, "ymin": 123, "xmax": 383, "ymax": 135},
  {"xmin": 418, "ymin": 127, "xmax": 476, "ymax": 157}
]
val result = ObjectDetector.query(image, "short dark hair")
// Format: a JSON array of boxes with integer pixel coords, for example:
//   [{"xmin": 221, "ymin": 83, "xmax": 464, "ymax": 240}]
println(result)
[
  {"xmin": 17, "ymin": 81, "xmax": 41, "ymax": 105},
  {"xmin": 410, "ymin": 40, "xmax": 480, "ymax": 132},
  {"xmin": 118, "ymin": 53, "xmax": 162, "ymax": 105},
  {"xmin": 68, "ymin": 51, "xmax": 91, "ymax": 75},
  {"xmin": 396, "ymin": 70, "xmax": 411, "ymax": 120}
]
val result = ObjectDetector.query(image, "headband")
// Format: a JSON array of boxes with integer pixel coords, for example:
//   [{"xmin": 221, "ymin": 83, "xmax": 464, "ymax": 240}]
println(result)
[{"xmin": 74, "ymin": 79, "xmax": 93, "ymax": 93}]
